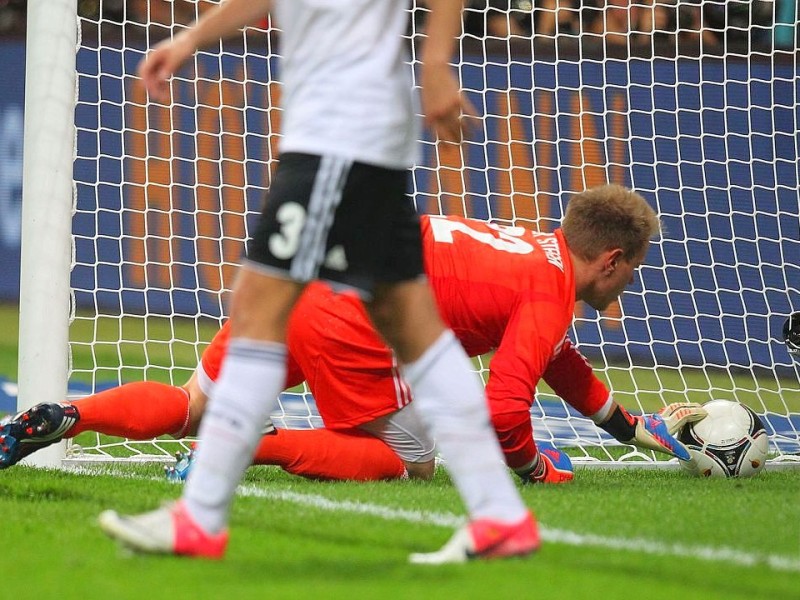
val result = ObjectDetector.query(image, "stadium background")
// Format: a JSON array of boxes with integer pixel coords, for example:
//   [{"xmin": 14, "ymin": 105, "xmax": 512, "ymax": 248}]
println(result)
[{"xmin": 0, "ymin": 38, "xmax": 797, "ymax": 373}]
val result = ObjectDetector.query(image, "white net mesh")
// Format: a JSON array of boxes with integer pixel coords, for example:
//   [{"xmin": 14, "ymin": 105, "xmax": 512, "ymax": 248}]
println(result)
[{"xmin": 67, "ymin": 0, "xmax": 799, "ymax": 466}]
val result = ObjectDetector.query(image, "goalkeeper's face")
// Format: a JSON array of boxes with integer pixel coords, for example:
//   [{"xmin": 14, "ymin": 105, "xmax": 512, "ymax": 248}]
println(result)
[{"xmin": 586, "ymin": 244, "xmax": 648, "ymax": 311}]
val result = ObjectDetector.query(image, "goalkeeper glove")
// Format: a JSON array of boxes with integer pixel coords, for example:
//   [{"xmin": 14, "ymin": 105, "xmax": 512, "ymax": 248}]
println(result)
[
  {"xmin": 599, "ymin": 402, "xmax": 707, "ymax": 461},
  {"xmin": 515, "ymin": 442, "xmax": 574, "ymax": 484},
  {"xmin": 657, "ymin": 402, "xmax": 708, "ymax": 435},
  {"xmin": 631, "ymin": 413, "xmax": 691, "ymax": 461}
]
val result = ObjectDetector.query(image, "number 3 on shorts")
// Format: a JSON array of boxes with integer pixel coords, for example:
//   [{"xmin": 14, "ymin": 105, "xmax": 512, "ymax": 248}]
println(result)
[{"xmin": 268, "ymin": 202, "xmax": 307, "ymax": 260}]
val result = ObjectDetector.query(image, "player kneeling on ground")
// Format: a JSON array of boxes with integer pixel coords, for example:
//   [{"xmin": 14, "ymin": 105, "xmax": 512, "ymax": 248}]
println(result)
[{"xmin": 1, "ymin": 186, "xmax": 704, "ymax": 487}]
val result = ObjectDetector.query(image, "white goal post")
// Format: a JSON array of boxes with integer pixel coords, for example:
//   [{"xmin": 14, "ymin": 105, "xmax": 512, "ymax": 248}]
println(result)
[
  {"xmin": 16, "ymin": 0, "xmax": 78, "ymax": 467},
  {"xmin": 19, "ymin": 1, "xmax": 799, "ymax": 469}
]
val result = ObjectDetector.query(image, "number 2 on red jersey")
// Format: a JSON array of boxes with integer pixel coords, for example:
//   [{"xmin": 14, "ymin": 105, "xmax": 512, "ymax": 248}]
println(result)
[{"xmin": 428, "ymin": 216, "xmax": 534, "ymax": 255}]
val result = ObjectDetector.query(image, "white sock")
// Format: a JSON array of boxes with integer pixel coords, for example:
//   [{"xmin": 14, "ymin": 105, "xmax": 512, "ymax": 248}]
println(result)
[
  {"xmin": 402, "ymin": 330, "xmax": 528, "ymax": 523},
  {"xmin": 183, "ymin": 338, "xmax": 287, "ymax": 534}
]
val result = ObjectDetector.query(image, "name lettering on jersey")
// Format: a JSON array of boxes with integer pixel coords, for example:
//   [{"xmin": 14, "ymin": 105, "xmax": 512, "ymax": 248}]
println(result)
[{"xmin": 532, "ymin": 233, "xmax": 564, "ymax": 272}]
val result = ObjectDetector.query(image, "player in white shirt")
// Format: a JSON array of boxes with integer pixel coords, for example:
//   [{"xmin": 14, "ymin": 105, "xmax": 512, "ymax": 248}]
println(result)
[{"xmin": 98, "ymin": 0, "xmax": 536, "ymax": 564}]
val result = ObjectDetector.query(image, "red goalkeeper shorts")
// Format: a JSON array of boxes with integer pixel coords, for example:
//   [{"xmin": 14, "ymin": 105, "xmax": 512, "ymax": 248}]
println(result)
[{"xmin": 199, "ymin": 282, "xmax": 412, "ymax": 429}]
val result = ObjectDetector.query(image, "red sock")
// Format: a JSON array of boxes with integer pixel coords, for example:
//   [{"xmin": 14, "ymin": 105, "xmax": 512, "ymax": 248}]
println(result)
[
  {"xmin": 253, "ymin": 428, "xmax": 406, "ymax": 481},
  {"xmin": 67, "ymin": 381, "xmax": 191, "ymax": 439}
]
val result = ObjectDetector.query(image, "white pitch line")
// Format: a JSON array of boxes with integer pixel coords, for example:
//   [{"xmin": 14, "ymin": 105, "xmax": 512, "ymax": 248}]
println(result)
[
  {"xmin": 238, "ymin": 484, "xmax": 800, "ymax": 572},
  {"xmin": 66, "ymin": 468, "xmax": 799, "ymax": 572}
]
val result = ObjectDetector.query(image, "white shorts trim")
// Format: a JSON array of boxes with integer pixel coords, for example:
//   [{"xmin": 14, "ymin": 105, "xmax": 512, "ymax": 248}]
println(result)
[{"xmin": 358, "ymin": 403, "xmax": 436, "ymax": 464}]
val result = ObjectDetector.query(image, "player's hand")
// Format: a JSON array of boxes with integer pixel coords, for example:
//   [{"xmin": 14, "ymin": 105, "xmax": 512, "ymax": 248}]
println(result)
[
  {"xmin": 420, "ymin": 62, "xmax": 478, "ymax": 143},
  {"xmin": 137, "ymin": 32, "xmax": 197, "ymax": 102},
  {"xmin": 630, "ymin": 414, "xmax": 692, "ymax": 461},
  {"xmin": 657, "ymin": 402, "xmax": 708, "ymax": 435},
  {"xmin": 515, "ymin": 442, "xmax": 574, "ymax": 484}
]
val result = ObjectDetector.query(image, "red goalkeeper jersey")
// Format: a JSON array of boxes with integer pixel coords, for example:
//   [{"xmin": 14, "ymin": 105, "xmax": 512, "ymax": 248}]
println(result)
[
  {"xmin": 200, "ymin": 215, "xmax": 610, "ymax": 468},
  {"xmin": 421, "ymin": 216, "xmax": 609, "ymax": 468}
]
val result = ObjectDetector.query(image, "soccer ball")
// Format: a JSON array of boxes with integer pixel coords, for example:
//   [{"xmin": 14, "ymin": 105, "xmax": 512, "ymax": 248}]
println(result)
[{"xmin": 678, "ymin": 399, "xmax": 769, "ymax": 478}]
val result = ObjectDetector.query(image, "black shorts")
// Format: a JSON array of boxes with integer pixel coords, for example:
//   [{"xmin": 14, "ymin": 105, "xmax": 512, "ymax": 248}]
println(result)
[{"xmin": 247, "ymin": 153, "xmax": 424, "ymax": 296}]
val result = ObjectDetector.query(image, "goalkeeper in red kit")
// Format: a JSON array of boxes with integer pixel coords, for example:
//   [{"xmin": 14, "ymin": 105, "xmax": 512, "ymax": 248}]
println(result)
[{"xmin": 1, "ymin": 185, "xmax": 703, "ymax": 483}]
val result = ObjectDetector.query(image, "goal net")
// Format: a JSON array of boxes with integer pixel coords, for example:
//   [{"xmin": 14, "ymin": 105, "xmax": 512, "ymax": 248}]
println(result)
[{"xmin": 36, "ymin": 1, "xmax": 800, "ymax": 467}]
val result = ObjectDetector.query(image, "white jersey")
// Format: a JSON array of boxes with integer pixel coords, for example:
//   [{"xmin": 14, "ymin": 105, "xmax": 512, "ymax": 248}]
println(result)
[{"xmin": 273, "ymin": 0, "xmax": 419, "ymax": 169}]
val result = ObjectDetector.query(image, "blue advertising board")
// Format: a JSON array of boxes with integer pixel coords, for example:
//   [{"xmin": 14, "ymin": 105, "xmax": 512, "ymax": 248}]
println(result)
[
  {"xmin": 0, "ymin": 39, "xmax": 797, "ymax": 370},
  {"xmin": 0, "ymin": 42, "xmax": 25, "ymax": 300}
]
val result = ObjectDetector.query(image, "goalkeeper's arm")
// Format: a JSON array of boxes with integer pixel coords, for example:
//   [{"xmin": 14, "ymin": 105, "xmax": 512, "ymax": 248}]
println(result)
[
  {"xmin": 541, "ymin": 337, "xmax": 705, "ymax": 460},
  {"xmin": 596, "ymin": 401, "xmax": 706, "ymax": 461}
]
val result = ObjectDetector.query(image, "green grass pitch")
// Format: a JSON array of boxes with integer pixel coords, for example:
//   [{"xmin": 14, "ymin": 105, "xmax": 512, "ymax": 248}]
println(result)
[{"xmin": 0, "ymin": 304, "xmax": 798, "ymax": 599}]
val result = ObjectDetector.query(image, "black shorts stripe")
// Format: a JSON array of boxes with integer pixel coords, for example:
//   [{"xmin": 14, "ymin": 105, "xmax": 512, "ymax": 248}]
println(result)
[{"xmin": 291, "ymin": 156, "xmax": 352, "ymax": 280}]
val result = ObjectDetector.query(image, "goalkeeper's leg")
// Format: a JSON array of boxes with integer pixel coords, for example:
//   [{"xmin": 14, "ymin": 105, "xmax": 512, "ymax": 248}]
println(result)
[
  {"xmin": 253, "ymin": 428, "xmax": 408, "ymax": 481},
  {"xmin": 0, "ymin": 381, "xmax": 192, "ymax": 468},
  {"xmin": 168, "ymin": 428, "xmax": 411, "ymax": 482},
  {"xmin": 68, "ymin": 381, "xmax": 192, "ymax": 439},
  {"xmin": 0, "ymin": 403, "xmax": 79, "ymax": 468}
]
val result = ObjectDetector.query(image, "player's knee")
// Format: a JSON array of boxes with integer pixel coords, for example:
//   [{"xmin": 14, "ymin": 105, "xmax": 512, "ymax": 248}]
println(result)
[{"xmin": 181, "ymin": 377, "xmax": 208, "ymax": 436}]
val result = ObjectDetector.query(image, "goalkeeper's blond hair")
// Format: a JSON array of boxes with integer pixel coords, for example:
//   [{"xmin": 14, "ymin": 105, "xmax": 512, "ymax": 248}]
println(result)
[{"xmin": 561, "ymin": 184, "xmax": 660, "ymax": 262}]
